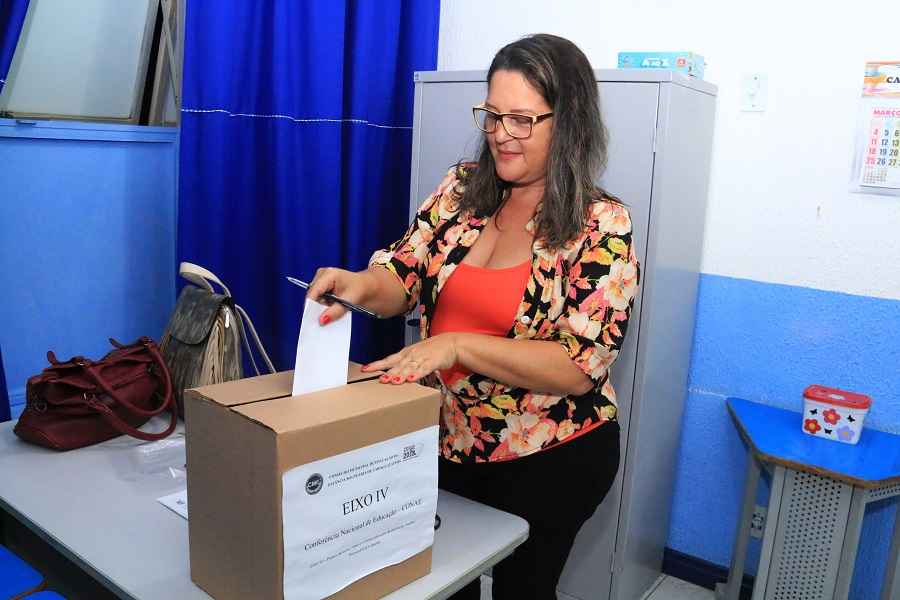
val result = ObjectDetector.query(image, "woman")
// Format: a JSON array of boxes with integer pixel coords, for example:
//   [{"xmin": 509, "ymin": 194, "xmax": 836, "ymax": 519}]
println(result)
[{"xmin": 309, "ymin": 34, "xmax": 639, "ymax": 599}]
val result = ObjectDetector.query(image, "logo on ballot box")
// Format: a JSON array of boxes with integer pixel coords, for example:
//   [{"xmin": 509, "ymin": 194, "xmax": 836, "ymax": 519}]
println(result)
[{"xmin": 305, "ymin": 473, "xmax": 324, "ymax": 495}]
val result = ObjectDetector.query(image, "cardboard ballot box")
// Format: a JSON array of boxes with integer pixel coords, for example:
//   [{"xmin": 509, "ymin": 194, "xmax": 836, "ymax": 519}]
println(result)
[{"xmin": 184, "ymin": 364, "xmax": 441, "ymax": 600}]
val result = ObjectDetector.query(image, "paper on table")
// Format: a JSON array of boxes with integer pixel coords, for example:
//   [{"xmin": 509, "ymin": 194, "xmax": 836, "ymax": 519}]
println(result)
[
  {"xmin": 293, "ymin": 299, "xmax": 352, "ymax": 396},
  {"xmin": 158, "ymin": 489, "xmax": 188, "ymax": 520}
]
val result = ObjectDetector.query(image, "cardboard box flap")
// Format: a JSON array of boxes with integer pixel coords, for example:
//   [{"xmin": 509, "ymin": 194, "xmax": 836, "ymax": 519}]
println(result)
[
  {"xmin": 346, "ymin": 362, "xmax": 376, "ymax": 383},
  {"xmin": 232, "ymin": 379, "xmax": 438, "ymax": 434},
  {"xmin": 189, "ymin": 363, "xmax": 376, "ymax": 407}
]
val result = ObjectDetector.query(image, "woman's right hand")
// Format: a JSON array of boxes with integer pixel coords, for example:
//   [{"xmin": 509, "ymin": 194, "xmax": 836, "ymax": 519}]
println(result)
[{"xmin": 307, "ymin": 268, "xmax": 374, "ymax": 326}]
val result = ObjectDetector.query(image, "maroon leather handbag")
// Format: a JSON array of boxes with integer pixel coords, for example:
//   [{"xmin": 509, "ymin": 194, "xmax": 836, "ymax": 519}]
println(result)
[{"xmin": 13, "ymin": 337, "xmax": 177, "ymax": 451}]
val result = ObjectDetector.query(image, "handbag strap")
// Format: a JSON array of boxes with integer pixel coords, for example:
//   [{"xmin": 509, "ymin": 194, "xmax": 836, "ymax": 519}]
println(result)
[
  {"xmin": 179, "ymin": 262, "xmax": 231, "ymax": 297},
  {"xmin": 85, "ymin": 338, "xmax": 177, "ymax": 441},
  {"xmin": 89, "ymin": 396, "xmax": 177, "ymax": 442},
  {"xmin": 82, "ymin": 338, "xmax": 174, "ymax": 418},
  {"xmin": 179, "ymin": 261, "xmax": 276, "ymax": 376},
  {"xmin": 234, "ymin": 303, "xmax": 276, "ymax": 375}
]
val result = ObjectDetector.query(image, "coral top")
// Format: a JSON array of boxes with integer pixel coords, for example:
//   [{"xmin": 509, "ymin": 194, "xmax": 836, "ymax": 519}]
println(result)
[{"xmin": 430, "ymin": 260, "xmax": 532, "ymax": 387}]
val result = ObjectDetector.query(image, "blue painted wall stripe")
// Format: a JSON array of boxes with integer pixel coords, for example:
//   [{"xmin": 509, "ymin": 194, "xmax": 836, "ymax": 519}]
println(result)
[{"xmin": 0, "ymin": 122, "xmax": 178, "ymax": 421}]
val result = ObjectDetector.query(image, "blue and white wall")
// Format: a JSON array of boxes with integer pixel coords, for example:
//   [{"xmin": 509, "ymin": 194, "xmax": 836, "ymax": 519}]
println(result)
[
  {"xmin": 0, "ymin": 121, "xmax": 179, "ymax": 419},
  {"xmin": 439, "ymin": 2, "xmax": 900, "ymax": 598},
  {"xmin": 0, "ymin": 1, "xmax": 178, "ymax": 419}
]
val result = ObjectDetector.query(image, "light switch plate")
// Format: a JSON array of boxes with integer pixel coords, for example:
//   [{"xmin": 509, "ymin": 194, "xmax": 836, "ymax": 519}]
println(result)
[{"xmin": 741, "ymin": 73, "xmax": 768, "ymax": 112}]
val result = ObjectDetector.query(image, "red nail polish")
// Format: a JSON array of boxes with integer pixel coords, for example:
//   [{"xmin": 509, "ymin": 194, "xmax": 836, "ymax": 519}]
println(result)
[
  {"xmin": 320, "ymin": 315, "xmax": 331, "ymax": 325},
  {"xmin": 406, "ymin": 375, "xmax": 416, "ymax": 382},
  {"xmin": 379, "ymin": 375, "xmax": 390, "ymax": 382},
  {"xmin": 392, "ymin": 376, "xmax": 402, "ymax": 383},
  {"xmin": 360, "ymin": 365, "xmax": 369, "ymax": 372}
]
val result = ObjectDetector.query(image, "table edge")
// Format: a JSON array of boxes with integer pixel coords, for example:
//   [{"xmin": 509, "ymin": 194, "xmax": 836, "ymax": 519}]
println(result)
[
  {"xmin": 0, "ymin": 495, "xmax": 138, "ymax": 599},
  {"xmin": 0, "ymin": 484, "xmax": 528, "ymax": 600},
  {"xmin": 727, "ymin": 400, "xmax": 900, "ymax": 490},
  {"xmin": 422, "ymin": 529, "xmax": 529, "ymax": 600}
]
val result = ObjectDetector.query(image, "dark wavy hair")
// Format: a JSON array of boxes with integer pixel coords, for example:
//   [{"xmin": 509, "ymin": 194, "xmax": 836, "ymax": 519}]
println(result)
[{"xmin": 457, "ymin": 34, "xmax": 610, "ymax": 250}]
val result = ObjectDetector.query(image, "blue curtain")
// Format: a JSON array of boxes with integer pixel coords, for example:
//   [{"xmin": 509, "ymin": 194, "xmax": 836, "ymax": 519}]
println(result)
[
  {"xmin": 0, "ymin": 0, "xmax": 29, "ymax": 96},
  {"xmin": 179, "ymin": 1, "xmax": 440, "ymax": 369},
  {"xmin": 0, "ymin": 345, "xmax": 9, "ymax": 422}
]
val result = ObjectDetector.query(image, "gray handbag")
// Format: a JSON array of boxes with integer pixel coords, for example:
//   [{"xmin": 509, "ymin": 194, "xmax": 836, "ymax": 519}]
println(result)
[{"xmin": 160, "ymin": 262, "xmax": 275, "ymax": 417}]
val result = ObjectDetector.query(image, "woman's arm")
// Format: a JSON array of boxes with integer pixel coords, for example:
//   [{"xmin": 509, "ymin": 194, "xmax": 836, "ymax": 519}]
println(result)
[
  {"xmin": 360, "ymin": 267, "xmax": 411, "ymax": 318},
  {"xmin": 364, "ymin": 332, "xmax": 593, "ymax": 397},
  {"xmin": 454, "ymin": 334, "xmax": 593, "ymax": 396},
  {"xmin": 308, "ymin": 266, "xmax": 408, "ymax": 325}
]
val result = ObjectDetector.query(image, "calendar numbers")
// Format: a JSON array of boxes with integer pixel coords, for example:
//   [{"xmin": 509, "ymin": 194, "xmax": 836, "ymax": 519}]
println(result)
[{"xmin": 861, "ymin": 111, "xmax": 900, "ymax": 187}]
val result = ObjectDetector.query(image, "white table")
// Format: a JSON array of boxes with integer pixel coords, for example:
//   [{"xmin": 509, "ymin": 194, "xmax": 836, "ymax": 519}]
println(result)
[{"xmin": 0, "ymin": 420, "xmax": 528, "ymax": 599}]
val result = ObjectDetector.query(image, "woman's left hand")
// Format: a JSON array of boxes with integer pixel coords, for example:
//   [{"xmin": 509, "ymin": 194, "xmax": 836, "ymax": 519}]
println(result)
[{"xmin": 363, "ymin": 333, "xmax": 461, "ymax": 384}]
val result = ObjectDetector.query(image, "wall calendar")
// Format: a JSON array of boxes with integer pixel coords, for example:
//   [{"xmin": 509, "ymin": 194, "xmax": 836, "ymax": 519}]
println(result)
[{"xmin": 856, "ymin": 62, "xmax": 900, "ymax": 192}]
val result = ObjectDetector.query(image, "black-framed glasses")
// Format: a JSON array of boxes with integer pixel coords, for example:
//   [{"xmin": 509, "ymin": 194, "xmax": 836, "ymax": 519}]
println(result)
[{"xmin": 472, "ymin": 105, "xmax": 553, "ymax": 139}]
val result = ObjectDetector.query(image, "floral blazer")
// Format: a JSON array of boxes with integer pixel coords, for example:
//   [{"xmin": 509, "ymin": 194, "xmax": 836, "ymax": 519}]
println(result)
[{"xmin": 370, "ymin": 166, "xmax": 640, "ymax": 463}]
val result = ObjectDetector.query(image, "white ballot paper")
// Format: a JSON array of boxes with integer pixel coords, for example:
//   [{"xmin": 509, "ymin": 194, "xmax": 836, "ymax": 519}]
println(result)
[
  {"xmin": 157, "ymin": 489, "xmax": 188, "ymax": 520},
  {"xmin": 293, "ymin": 299, "xmax": 352, "ymax": 396},
  {"xmin": 282, "ymin": 426, "xmax": 439, "ymax": 600}
]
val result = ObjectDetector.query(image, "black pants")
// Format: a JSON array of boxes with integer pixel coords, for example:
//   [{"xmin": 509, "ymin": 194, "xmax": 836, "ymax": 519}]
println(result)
[{"xmin": 439, "ymin": 421, "xmax": 620, "ymax": 600}]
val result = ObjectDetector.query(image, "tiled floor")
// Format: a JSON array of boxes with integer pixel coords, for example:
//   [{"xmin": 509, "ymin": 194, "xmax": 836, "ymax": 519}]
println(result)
[
  {"xmin": 478, "ymin": 574, "xmax": 716, "ymax": 599},
  {"xmin": 642, "ymin": 575, "xmax": 717, "ymax": 600}
]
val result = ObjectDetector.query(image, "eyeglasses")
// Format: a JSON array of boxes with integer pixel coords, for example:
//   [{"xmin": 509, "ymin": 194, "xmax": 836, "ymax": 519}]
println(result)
[{"xmin": 472, "ymin": 105, "xmax": 553, "ymax": 139}]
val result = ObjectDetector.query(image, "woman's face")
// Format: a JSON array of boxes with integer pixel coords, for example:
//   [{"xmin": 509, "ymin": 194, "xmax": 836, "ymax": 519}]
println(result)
[{"xmin": 484, "ymin": 69, "xmax": 553, "ymax": 189}]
